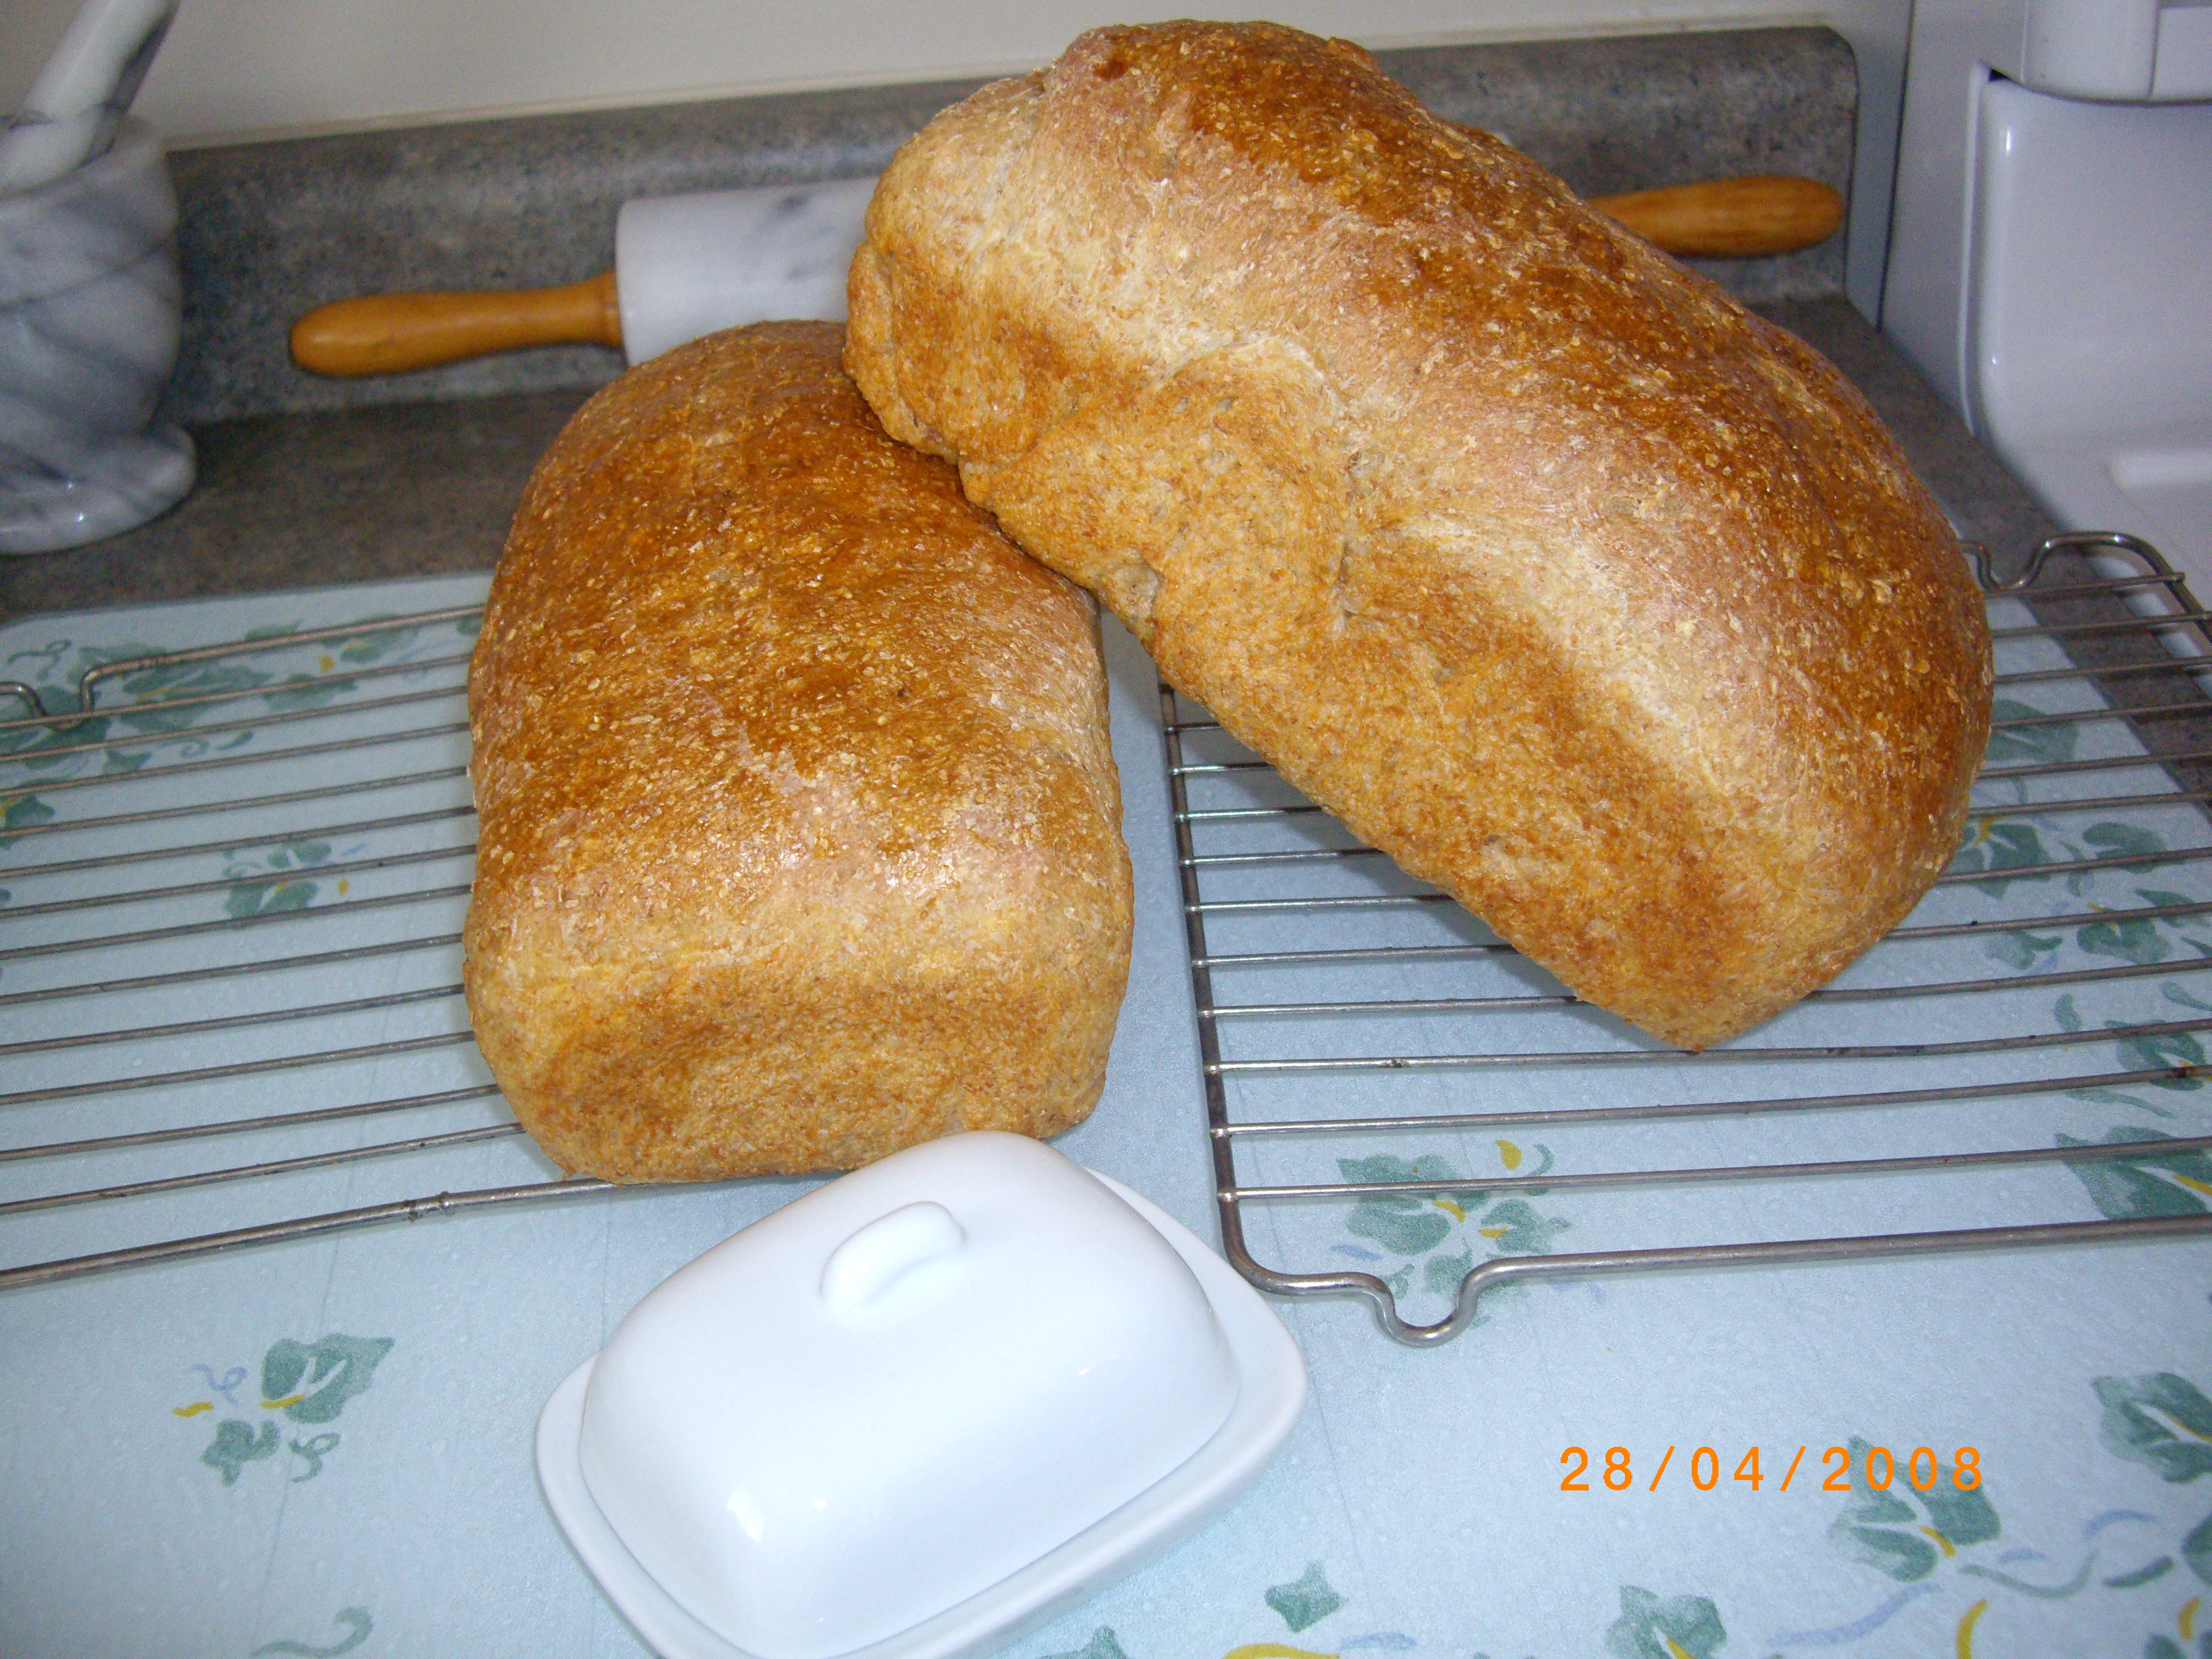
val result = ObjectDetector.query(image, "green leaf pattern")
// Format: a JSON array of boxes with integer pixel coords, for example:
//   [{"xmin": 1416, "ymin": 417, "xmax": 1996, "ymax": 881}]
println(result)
[
  {"xmin": 1953, "ymin": 702, "xmax": 2212, "ymax": 979},
  {"xmin": 223, "ymin": 839, "xmax": 336, "ymax": 919},
  {"xmin": 1605, "ymin": 1586, "xmax": 1726, "ymax": 1659},
  {"xmin": 1263, "ymin": 1561, "xmax": 1344, "ymax": 1633},
  {"xmin": 201, "ymin": 1418, "xmax": 281, "ymax": 1486},
  {"xmin": 1982, "ymin": 696, "xmax": 2082, "ymax": 768},
  {"xmin": 1036, "ymin": 1632, "xmax": 1127, "ymax": 1659},
  {"xmin": 1827, "ymin": 1435, "xmax": 2000, "ymax": 1583},
  {"xmin": 261, "ymin": 1335, "xmax": 392, "ymax": 1424},
  {"xmin": 5, "ymin": 615, "xmax": 472, "ymax": 923},
  {"xmin": 1940, "ymin": 695, "xmax": 2212, "ymax": 1147},
  {"xmin": 0, "ymin": 791, "xmax": 55, "ymax": 845},
  {"xmin": 2086, "ymin": 1371, "xmax": 2212, "ymax": 1659},
  {"xmin": 179, "ymin": 1333, "xmax": 392, "ymax": 1489},
  {"xmin": 1951, "ymin": 819, "xmax": 2063, "ymax": 897},
  {"xmin": 2060, "ymin": 1128, "xmax": 2212, "ymax": 1219},
  {"xmin": 251, "ymin": 1608, "xmax": 373, "ymax": 1658},
  {"xmin": 1336, "ymin": 1148, "xmax": 1568, "ymax": 1310},
  {"xmin": 2096, "ymin": 1374, "xmax": 2212, "ymax": 1483}
]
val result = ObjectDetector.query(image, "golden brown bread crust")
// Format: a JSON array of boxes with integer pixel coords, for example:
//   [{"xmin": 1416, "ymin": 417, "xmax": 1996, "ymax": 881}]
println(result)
[
  {"xmin": 845, "ymin": 21, "xmax": 1992, "ymax": 1049},
  {"xmin": 464, "ymin": 321, "xmax": 1131, "ymax": 1179}
]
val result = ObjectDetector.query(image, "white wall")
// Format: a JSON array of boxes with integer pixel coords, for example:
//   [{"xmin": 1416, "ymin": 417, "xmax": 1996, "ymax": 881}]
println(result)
[{"xmin": 4, "ymin": 0, "xmax": 1908, "ymax": 314}]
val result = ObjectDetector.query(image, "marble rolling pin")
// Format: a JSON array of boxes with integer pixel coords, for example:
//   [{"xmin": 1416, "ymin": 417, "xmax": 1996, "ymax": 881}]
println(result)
[
  {"xmin": 290, "ymin": 176, "xmax": 876, "ymax": 377},
  {"xmin": 289, "ymin": 171, "xmax": 1842, "ymax": 377}
]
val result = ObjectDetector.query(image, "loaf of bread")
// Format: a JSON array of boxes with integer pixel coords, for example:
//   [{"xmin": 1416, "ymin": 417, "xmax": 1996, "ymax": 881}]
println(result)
[
  {"xmin": 464, "ymin": 321, "xmax": 1131, "ymax": 1180},
  {"xmin": 845, "ymin": 21, "xmax": 1992, "ymax": 1049}
]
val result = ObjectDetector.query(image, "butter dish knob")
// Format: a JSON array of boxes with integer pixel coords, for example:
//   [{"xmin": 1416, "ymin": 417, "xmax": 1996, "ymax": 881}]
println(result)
[{"xmin": 820, "ymin": 1201, "xmax": 967, "ymax": 1314}]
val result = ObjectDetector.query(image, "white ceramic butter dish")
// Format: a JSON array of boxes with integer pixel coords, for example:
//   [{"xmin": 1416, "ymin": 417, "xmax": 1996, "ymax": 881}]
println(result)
[{"xmin": 536, "ymin": 1132, "xmax": 1307, "ymax": 1659}]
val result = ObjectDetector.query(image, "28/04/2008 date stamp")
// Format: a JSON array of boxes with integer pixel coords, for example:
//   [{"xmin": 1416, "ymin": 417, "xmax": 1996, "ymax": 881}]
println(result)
[{"xmin": 1560, "ymin": 1444, "xmax": 1982, "ymax": 1493}]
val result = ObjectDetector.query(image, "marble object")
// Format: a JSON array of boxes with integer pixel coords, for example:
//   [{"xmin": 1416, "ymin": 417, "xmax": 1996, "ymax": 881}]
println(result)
[
  {"xmin": 0, "ymin": 117, "xmax": 194, "ymax": 554},
  {"xmin": 615, "ymin": 174, "xmax": 876, "ymax": 363},
  {"xmin": 0, "ymin": 0, "xmax": 179, "ymax": 194}
]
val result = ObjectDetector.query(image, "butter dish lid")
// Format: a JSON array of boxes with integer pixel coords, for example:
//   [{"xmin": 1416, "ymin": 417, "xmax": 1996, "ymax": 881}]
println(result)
[{"xmin": 538, "ymin": 1132, "xmax": 1307, "ymax": 1659}]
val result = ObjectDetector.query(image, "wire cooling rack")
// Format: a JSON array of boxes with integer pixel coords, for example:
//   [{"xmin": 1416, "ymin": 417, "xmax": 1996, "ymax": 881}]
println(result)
[
  {"xmin": 1165, "ymin": 531, "xmax": 2212, "ymax": 1342},
  {"xmin": 6, "ymin": 534, "xmax": 2212, "ymax": 1337},
  {"xmin": 0, "ymin": 600, "xmax": 608, "ymax": 1292}
]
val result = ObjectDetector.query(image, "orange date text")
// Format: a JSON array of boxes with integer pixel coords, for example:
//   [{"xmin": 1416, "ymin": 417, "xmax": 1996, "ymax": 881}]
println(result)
[{"xmin": 1558, "ymin": 1444, "xmax": 1982, "ymax": 1493}]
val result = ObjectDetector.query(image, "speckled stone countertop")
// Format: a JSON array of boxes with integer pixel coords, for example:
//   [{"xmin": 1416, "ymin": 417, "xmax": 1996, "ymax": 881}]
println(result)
[
  {"xmin": 0, "ymin": 24, "xmax": 2070, "ymax": 626},
  {"xmin": 0, "ymin": 295, "xmax": 2068, "ymax": 628}
]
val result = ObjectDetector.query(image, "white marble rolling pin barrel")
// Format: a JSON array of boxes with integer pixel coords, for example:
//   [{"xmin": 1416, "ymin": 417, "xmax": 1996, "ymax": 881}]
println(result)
[
  {"xmin": 287, "ymin": 170, "xmax": 1842, "ymax": 375},
  {"xmin": 290, "ymin": 176, "xmax": 881, "ymax": 376}
]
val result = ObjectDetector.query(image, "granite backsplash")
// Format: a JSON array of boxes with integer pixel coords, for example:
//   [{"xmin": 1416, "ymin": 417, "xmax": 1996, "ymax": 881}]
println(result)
[{"xmin": 159, "ymin": 25, "xmax": 1855, "ymax": 426}]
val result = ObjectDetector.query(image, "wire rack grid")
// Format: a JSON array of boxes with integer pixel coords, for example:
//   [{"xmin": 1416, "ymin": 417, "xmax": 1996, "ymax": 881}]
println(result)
[
  {"xmin": 0, "ymin": 602, "xmax": 608, "ymax": 1292},
  {"xmin": 5, "ymin": 534, "xmax": 2212, "ymax": 1339},
  {"xmin": 1162, "ymin": 531, "xmax": 2212, "ymax": 1343}
]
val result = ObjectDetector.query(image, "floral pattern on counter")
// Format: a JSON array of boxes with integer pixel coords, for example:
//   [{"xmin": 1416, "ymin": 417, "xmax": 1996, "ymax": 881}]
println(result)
[
  {"xmin": 1039, "ymin": 1632, "xmax": 1129, "ymax": 1659},
  {"xmin": 1265, "ymin": 1562, "xmax": 1346, "ymax": 1632},
  {"xmin": 1603, "ymin": 1587, "xmax": 1728, "ymax": 1659},
  {"xmin": 250, "ymin": 1607, "xmax": 373, "ymax": 1657},
  {"xmin": 1, "ymin": 611, "xmax": 475, "ymax": 921},
  {"xmin": 2063, "ymin": 1128, "xmax": 2212, "ymax": 1216},
  {"xmin": 1255, "ymin": 694, "xmax": 2212, "ymax": 1338},
  {"xmin": 174, "ymin": 1333, "xmax": 393, "ymax": 1486},
  {"xmin": 1946, "ymin": 702, "xmax": 2212, "ymax": 1155},
  {"xmin": 1329, "ymin": 1144, "xmax": 1569, "ymax": 1321},
  {"xmin": 1084, "ymin": 1367, "xmax": 2212, "ymax": 1659},
  {"xmin": 2097, "ymin": 1372, "xmax": 2212, "ymax": 1596},
  {"xmin": 1826, "ymin": 1436, "xmax": 2002, "ymax": 1586},
  {"xmin": 1255, "ymin": 691, "xmax": 2212, "ymax": 1340},
  {"xmin": 223, "ymin": 837, "xmax": 345, "ymax": 918},
  {"xmin": 1028, "ymin": 1575, "xmax": 1732, "ymax": 1659},
  {"xmin": 11, "ymin": 592, "xmax": 2212, "ymax": 1658},
  {"xmin": 1765, "ymin": 1372, "xmax": 2212, "ymax": 1655}
]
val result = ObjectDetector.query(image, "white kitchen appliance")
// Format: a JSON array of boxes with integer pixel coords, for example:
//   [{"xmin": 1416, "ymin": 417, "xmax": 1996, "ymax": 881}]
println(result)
[{"xmin": 1884, "ymin": 0, "xmax": 2212, "ymax": 585}]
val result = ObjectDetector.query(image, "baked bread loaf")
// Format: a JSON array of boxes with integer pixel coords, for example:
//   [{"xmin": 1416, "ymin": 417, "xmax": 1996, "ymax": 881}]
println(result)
[
  {"xmin": 464, "ymin": 321, "xmax": 1131, "ymax": 1180},
  {"xmin": 845, "ymin": 21, "xmax": 1992, "ymax": 1049}
]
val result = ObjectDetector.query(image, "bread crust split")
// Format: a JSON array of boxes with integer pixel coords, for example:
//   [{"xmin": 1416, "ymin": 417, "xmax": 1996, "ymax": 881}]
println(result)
[
  {"xmin": 845, "ymin": 20, "xmax": 1992, "ymax": 1049},
  {"xmin": 464, "ymin": 321, "xmax": 1131, "ymax": 1180}
]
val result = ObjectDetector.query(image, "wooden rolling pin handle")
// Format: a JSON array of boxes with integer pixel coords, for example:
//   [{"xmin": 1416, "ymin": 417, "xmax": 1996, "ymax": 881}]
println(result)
[
  {"xmin": 1446, "ymin": 126, "xmax": 1842, "ymax": 257},
  {"xmin": 1589, "ymin": 175, "xmax": 1844, "ymax": 258},
  {"xmin": 290, "ymin": 269, "xmax": 622, "ymax": 377}
]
